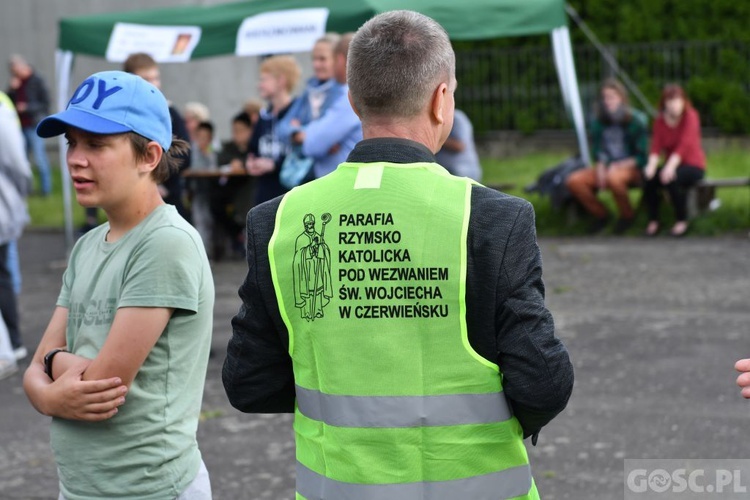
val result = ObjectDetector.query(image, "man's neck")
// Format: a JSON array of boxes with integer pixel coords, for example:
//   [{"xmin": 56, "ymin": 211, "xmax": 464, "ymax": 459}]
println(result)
[{"xmin": 362, "ymin": 120, "xmax": 441, "ymax": 154}]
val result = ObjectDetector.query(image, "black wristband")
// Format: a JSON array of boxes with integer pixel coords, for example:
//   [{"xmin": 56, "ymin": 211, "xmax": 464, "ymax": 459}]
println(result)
[{"xmin": 43, "ymin": 348, "xmax": 67, "ymax": 380}]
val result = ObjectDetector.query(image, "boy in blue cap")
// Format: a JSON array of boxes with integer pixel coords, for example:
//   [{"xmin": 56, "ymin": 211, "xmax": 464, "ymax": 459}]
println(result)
[{"xmin": 23, "ymin": 71, "xmax": 214, "ymax": 499}]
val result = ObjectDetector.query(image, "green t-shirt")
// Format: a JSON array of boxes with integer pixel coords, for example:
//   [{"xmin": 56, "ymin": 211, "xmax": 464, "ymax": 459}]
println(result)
[{"xmin": 52, "ymin": 205, "xmax": 214, "ymax": 500}]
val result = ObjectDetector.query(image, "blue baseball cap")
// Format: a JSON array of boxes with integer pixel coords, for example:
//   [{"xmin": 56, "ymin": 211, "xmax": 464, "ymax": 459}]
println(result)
[{"xmin": 37, "ymin": 70, "xmax": 172, "ymax": 151}]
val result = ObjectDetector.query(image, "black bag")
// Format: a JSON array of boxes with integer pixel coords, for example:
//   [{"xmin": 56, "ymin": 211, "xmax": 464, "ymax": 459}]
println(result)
[{"xmin": 525, "ymin": 156, "xmax": 587, "ymax": 209}]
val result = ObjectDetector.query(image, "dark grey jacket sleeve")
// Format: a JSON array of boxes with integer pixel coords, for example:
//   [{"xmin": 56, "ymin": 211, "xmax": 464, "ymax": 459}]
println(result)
[
  {"xmin": 24, "ymin": 74, "xmax": 50, "ymax": 122},
  {"xmin": 222, "ymin": 198, "xmax": 296, "ymax": 413},
  {"xmin": 466, "ymin": 188, "xmax": 573, "ymax": 441}
]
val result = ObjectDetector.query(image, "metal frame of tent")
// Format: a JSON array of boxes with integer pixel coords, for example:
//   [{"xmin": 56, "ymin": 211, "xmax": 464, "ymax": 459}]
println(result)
[{"xmin": 54, "ymin": 1, "xmax": 590, "ymax": 249}]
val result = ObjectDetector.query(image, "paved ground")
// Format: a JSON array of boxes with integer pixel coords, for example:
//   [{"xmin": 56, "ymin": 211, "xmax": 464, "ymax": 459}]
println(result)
[{"xmin": 1, "ymin": 230, "xmax": 748, "ymax": 499}]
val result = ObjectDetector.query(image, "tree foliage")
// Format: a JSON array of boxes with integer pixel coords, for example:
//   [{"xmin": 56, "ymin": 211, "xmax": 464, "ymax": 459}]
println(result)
[{"xmin": 455, "ymin": 0, "xmax": 750, "ymax": 133}]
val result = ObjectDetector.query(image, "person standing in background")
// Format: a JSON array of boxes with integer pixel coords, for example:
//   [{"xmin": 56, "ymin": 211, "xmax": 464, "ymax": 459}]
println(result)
[
  {"xmin": 284, "ymin": 33, "xmax": 344, "ymax": 185},
  {"xmin": 211, "ymin": 112, "xmax": 255, "ymax": 259},
  {"xmin": 188, "ymin": 121, "xmax": 218, "ymax": 254},
  {"xmin": 123, "ymin": 52, "xmax": 192, "ymax": 222},
  {"xmin": 0, "ymin": 90, "xmax": 32, "ymax": 365},
  {"xmin": 245, "ymin": 55, "xmax": 301, "ymax": 205},
  {"xmin": 7, "ymin": 55, "xmax": 52, "ymax": 196},
  {"xmin": 293, "ymin": 33, "xmax": 363, "ymax": 180},
  {"xmin": 435, "ymin": 108, "xmax": 482, "ymax": 181},
  {"xmin": 290, "ymin": 34, "xmax": 342, "ymax": 127}
]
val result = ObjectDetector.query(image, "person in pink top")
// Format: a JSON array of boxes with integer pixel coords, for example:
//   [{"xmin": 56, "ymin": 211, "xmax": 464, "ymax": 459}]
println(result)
[{"xmin": 643, "ymin": 84, "xmax": 706, "ymax": 236}]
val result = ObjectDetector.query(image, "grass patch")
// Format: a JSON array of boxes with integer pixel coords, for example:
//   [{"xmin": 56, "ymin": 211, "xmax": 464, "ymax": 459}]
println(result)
[
  {"xmin": 481, "ymin": 148, "xmax": 749, "ymax": 236},
  {"xmin": 28, "ymin": 149, "xmax": 749, "ymax": 236}
]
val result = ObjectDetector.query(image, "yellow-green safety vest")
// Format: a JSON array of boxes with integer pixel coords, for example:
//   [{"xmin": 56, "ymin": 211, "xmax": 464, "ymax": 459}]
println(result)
[
  {"xmin": 269, "ymin": 161, "xmax": 539, "ymax": 500},
  {"xmin": 0, "ymin": 91, "xmax": 20, "ymax": 126}
]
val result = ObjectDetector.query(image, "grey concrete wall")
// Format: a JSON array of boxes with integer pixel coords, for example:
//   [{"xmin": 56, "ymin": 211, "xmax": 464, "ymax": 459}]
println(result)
[{"xmin": 0, "ymin": 0, "xmax": 314, "ymax": 142}]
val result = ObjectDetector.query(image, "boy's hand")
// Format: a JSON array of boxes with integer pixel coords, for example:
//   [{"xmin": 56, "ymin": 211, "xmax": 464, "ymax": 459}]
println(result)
[{"xmin": 44, "ymin": 361, "xmax": 127, "ymax": 421}]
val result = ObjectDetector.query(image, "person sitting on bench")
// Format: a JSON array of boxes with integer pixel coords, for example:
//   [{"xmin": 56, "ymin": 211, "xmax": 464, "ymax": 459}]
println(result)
[
  {"xmin": 642, "ymin": 84, "xmax": 706, "ymax": 237},
  {"xmin": 566, "ymin": 79, "xmax": 648, "ymax": 234}
]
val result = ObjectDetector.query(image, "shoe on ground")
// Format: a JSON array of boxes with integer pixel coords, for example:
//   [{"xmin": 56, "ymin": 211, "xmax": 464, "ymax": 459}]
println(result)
[
  {"xmin": 13, "ymin": 346, "xmax": 28, "ymax": 361},
  {"xmin": 670, "ymin": 221, "xmax": 689, "ymax": 237},
  {"xmin": 0, "ymin": 359, "xmax": 18, "ymax": 380},
  {"xmin": 613, "ymin": 217, "xmax": 635, "ymax": 235},
  {"xmin": 587, "ymin": 215, "xmax": 611, "ymax": 234},
  {"xmin": 644, "ymin": 221, "xmax": 660, "ymax": 237}
]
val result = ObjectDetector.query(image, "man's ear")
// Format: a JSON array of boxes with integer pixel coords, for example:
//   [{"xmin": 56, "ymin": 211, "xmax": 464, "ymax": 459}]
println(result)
[
  {"xmin": 139, "ymin": 141, "xmax": 163, "ymax": 174},
  {"xmin": 348, "ymin": 91, "xmax": 362, "ymax": 119},
  {"xmin": 431, "ymin": 82, "xmax": 449, "ymax": 125}
]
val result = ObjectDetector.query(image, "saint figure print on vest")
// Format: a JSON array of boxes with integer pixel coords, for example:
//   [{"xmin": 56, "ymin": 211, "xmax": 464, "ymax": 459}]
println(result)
[{"xmin": 293, "ymin": 213, "xmax": 332, "ymax": 320}]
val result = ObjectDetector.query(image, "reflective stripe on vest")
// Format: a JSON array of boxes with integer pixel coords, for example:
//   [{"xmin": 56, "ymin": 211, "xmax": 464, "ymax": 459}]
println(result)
[
  {"xmin": 296, "ymin": 384, "xmax": 512, "ymax": 427},
  {"xmin": 297, "ymin": 461, "xmax": 533, "ymax": 500}
]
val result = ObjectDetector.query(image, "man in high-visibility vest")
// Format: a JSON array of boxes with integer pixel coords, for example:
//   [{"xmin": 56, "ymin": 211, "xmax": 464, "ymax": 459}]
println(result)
[{"xmin": 223, "ymin": 11, "xmax": 574, "ymax": 499}]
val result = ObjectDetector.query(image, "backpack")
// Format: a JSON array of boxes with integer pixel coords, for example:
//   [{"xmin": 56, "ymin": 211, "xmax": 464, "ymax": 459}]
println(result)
[{"xmin": 525, "ymin": 156, "xmax": 587, "ymax": 209}]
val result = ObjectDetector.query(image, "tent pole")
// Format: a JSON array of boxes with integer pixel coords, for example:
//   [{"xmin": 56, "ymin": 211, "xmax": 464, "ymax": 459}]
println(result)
[
  {"xmin": 55, "ymin": 50, "xmax": 75, "ymax": 253},
  {"xmin": 551, "ymin": 29, "xmax": 571, "ymax": 116},
  {"xmin": 553, "ymin": 27, "xmax": 591, "ymax": 165},
  {"xmin": 565, "ymin": 3, "xmax": 656, "ymax": 118}
]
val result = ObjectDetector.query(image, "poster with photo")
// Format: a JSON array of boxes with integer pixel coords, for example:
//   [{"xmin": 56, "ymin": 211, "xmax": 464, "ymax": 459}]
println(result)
[{"xmin": 106, "ymin": 23, "xmax": 202, "ymax": 63}]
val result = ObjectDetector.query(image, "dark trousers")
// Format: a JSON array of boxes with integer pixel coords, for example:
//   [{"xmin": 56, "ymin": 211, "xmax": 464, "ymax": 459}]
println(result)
[
  {"xmin": 643, "ymin": 165, "xmax": 705, "ymax": 222},
  {"xmin": 209, "ymin": 179, "xmax": 249, "ymax": 244},
  {"xmin": 0, "ymin": 244, "xmax": 21, "ymax": 348}
]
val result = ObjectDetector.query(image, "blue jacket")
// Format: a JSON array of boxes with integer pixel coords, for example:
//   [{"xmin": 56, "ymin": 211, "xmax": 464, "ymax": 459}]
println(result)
[
  {"xmin": 288, "ymin": 77, "xmax": 342, "ymax": 128},
  {"xmin": 301, "ymin": 84, "xmax": 362, "ymax": 178}
]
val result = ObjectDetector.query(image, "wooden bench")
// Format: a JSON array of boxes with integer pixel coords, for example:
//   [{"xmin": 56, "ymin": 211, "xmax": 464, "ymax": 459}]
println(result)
[
  {"xmin": 488, "ymin": 177, "xmax": 748, "ymax": 223},
  {"xmin": 687, "ymin": 177, "xmax": 750, "ymax": 218}
]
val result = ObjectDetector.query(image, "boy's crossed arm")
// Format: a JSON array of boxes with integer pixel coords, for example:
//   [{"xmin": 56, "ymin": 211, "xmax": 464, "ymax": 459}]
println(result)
[{"xmin": 23, "ymin": 306, "xmax": 173, "ymax": 421}]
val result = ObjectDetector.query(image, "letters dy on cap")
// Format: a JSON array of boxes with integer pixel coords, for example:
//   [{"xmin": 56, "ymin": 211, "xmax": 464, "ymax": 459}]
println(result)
[{"xmin": 36, "ymin": 70, "xmax": 172, "ymax": 151}]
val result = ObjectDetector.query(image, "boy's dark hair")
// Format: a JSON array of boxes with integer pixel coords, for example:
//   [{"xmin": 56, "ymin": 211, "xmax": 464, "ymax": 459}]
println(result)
[
  {"xmin": 197, "ymin": 121, "xmax": 214, "ymax": 136},
  {"xmin": 128, "ymin": 133, "xmax": 189, "ymax": 184},
  {"xmin": 233, "ymin": 112, "xmax": 252, "ymax": 128},
  {"xmin": 123, "ymin": 53, "xmax": 158, "ymax": 74}
]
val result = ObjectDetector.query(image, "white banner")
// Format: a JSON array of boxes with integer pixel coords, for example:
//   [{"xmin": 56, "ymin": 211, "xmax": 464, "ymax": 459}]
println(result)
[
  {"xmin": 235, "ymin": 8, "xmax": 329, "ymax": 57},
  {"xmin": 105, "ymin": 23, "xmax": 202, "ymax": 63}
]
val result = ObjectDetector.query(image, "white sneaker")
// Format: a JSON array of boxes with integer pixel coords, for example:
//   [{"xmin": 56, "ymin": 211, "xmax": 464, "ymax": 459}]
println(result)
[
  {"xmin": 0, "ymin": 359, "xmax": 18, "ymax": 380},
  {"xmin": 13, "ymin": 346, "xmax": 28, "ymax": 361}
]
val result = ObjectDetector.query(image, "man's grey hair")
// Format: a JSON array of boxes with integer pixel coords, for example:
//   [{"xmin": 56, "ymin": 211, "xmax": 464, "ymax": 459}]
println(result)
[{"xmin": 348, "ymin": 10, "xmax": 455, "ymax": 120}]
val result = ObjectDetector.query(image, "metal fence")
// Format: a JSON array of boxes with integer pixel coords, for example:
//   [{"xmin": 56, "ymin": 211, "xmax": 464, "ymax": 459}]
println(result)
[{"xmin": 455, "ymin": 40, "xmax": 750, "ymax": 133}]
